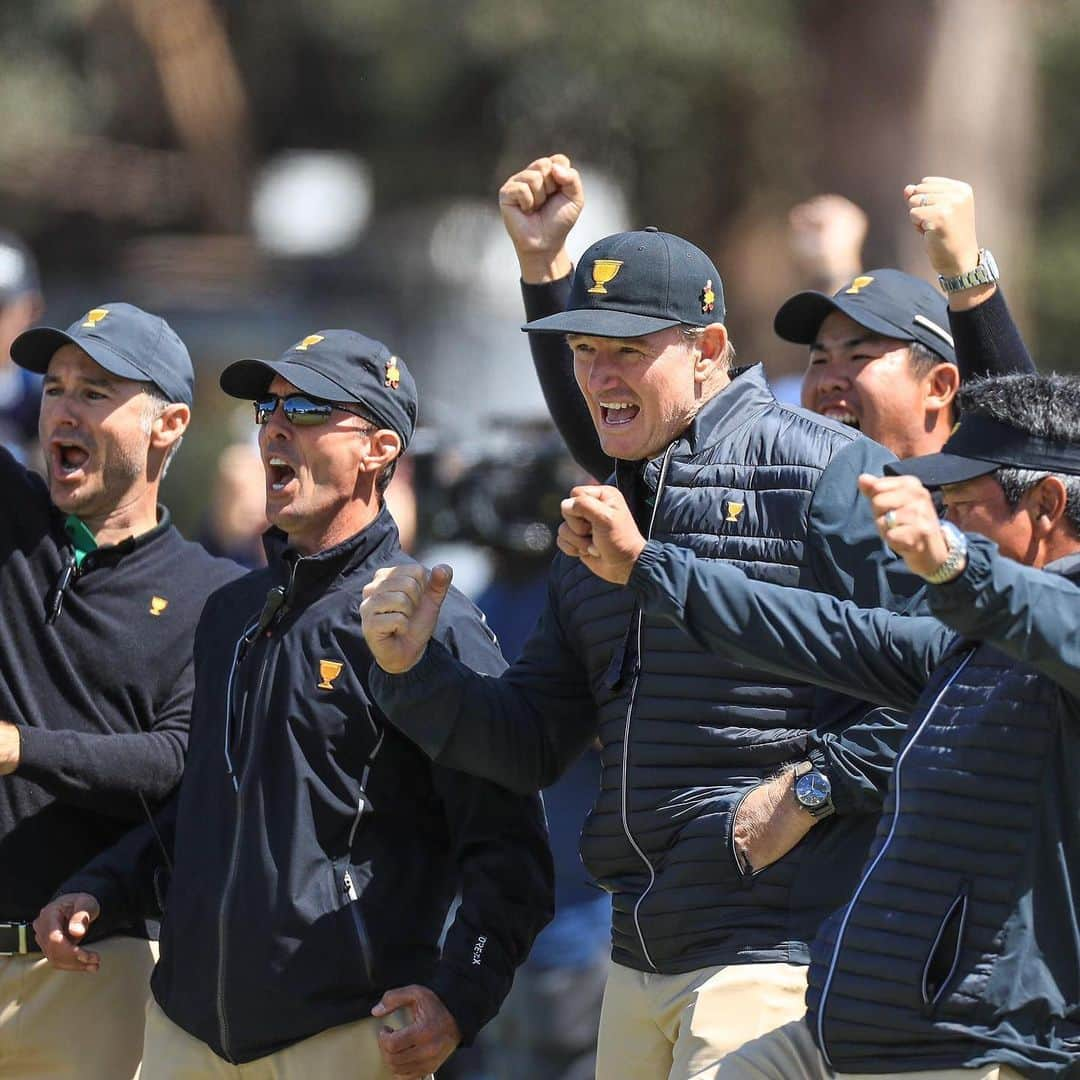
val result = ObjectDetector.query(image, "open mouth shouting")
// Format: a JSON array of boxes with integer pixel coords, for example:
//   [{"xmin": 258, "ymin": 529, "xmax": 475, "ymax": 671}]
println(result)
[
  {"xmin": 599, "ymin": 400, "xmax": 640, "ymax": 427},
  {"xmin": 49, "ymin": 438, "xmax": 92, "ymax": 482},
  {"xmin": 267, "ymin": 456, "xmax": 298, "ymax": 495}
]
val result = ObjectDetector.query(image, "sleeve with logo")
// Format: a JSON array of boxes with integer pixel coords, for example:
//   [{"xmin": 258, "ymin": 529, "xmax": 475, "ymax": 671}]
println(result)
[{"xmin": 420, "ymin": 591, "xmax": 555, "ymax": 1043}]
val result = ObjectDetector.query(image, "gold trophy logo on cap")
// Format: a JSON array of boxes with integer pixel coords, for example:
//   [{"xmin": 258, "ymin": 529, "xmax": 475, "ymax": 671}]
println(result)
[{"xmin": 588, "ymin": 260, "xmax": 624, "ymax": 295}]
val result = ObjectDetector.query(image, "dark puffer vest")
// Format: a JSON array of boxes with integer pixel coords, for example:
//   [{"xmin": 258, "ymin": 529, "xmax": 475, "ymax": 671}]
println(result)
[{"xmin": 374, "ymin": 364, "xmax": 919, "ymax": 974}]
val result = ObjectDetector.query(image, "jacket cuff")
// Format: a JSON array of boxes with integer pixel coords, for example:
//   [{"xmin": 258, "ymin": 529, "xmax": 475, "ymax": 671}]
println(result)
[
  {"xmin": 806, "ymin": 744, "xmax": 854, "ymax": 817},
  {"xmin": 15, "ymin": 724, "xmax": 49, "ymax": 773},
  {"xmin": 628, "ymin": 541, "xmax": 683, "ymax": 617},
  {"xmin": 926, "ymin": 533, "xmax": 994, "ymax": 616},
  {"xmin": 425, "ymin": 964, "xmax": 501, "ymax": 1047},
  {"xmin": 50, "ymin": 871, "xmax": 130, "ymax": 942}
]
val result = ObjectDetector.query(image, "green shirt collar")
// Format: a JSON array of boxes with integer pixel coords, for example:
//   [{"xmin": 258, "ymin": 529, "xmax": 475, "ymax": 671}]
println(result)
[{"xmin": 63, "ymin": 515, "xmax": 98, "ymax": 568}]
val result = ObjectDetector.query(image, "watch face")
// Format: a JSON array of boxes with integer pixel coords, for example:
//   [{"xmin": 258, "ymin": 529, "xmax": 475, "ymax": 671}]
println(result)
[{"xmin": 796, "ymin": 771, "xmax": 831, "ymax": 808}]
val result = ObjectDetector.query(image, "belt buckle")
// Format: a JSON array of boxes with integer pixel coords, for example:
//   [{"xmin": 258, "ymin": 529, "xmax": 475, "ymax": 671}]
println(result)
[{"xmin": 0, "ymin": 921, "xmax": 30, "ymax": 956}]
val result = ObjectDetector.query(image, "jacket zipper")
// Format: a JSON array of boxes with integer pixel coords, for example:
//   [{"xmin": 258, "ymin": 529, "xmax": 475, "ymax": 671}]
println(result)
[
  {"xmin": 815, "ymin": 649, "xmax": 975, "ymax": 1068},
  {"xmin": 620, "ymin": 445, "xmax": 674, "ymax": 971},
  {"xmin": 341, "ymin": 867, "xmax": 376, "ymax": 982},
  {"xmin": 216, "ymin": 570, "xmax": 296, "ymax": 1063}
]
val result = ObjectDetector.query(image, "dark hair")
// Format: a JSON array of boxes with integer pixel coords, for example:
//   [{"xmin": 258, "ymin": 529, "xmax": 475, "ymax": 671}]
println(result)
[
  {"xmin": 959, "ymin": 372, "xmax": 1080, "ymax": 534},
  {"xmin": 375, "ymin": 456, "xmax": 398, "ymax": 497},
  {"xmin": 907, "ymin": 341, "xmax": 947, "ymax": 379}
]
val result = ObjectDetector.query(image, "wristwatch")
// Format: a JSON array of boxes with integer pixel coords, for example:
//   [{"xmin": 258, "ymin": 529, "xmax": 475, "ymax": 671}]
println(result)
[
  {"xmin": 938, "ymin": 248, "xmax": 999, "ymax": 293},
  {"xmin": 924, "ymin": 520, "xmax": 969, "ymax": 585},
  {"xmin": 792, "ymin": 761, "xmax": 835, "ymax": 820}
]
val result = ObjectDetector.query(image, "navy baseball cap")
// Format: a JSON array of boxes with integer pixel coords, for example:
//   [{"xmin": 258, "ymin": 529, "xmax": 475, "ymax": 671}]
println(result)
[
  {"xmin": 0, "ymin": 231, "xmax": 40, "ymax": 305},
  {"xmin": 887, "ymin": 412, "xmax": 1080, "ymax": 488},
  {"xmin": 11, "ymin": 302, "xmax": 194, "ymax": 407},
  {"xmin": 774, "ymin": 269, "xmax": 956, "ymax": 365},
  {"xmin": 522, "ymin": 227, "xmax": 725, "ymax": 338},
  {"xmin": 220, "ymin": 330, "xmax": 418, "ymax": 449}
]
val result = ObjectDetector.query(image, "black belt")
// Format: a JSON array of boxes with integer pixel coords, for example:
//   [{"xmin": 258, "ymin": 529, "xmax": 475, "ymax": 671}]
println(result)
[{"xmin": 0, "ymin": 922, "xmax": 41, "ymax": 955}]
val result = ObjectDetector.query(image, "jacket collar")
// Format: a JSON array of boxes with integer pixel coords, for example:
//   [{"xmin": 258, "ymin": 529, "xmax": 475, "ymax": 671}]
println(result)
[
  {"xmin": 264, "ymin": 503, "xmax": 402, "ymax": 604},
  {"xmin": 56, "ymin": 505, "xmax": 174, "ymax": 572},
  {"xmin": 1044, "ymin": 549, "xmax": 1080, "ymax": 582},
  {"xmin": 635, "ymin": 364, "xmax": 776, "ymax": 495}
]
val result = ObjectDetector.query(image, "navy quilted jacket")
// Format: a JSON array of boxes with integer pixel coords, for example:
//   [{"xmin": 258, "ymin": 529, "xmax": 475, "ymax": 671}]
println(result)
[
  {"xmin": 632, "ymin": 535, "xmax": 1080, "ymax": 1076},
  {"xmin": 372, "ymin": 366, "xmax": 920, "ymax": 974}
]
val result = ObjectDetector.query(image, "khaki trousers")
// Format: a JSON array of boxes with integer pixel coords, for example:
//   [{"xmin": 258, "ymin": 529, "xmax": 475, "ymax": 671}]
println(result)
[
  {"xmin": 716, "ymin": 1017, "xmax": 1026, "ymax": 1080},
  {"xmin": 0, "ymin": 935, "xmax": 157, "ymax": 1080},
  {"xmin": 141, "ymin": 998, "xmax": 433, "ymax": 1080},
  {"xmin": 596, "ymin": 959, "xmax": 809, "ymax": 1080}
]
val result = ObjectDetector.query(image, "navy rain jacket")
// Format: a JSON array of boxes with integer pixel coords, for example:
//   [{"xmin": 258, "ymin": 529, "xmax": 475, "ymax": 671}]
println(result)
[{"xmin": 63, "ymin": 508, "xmax": 554, "ymax": 1064}]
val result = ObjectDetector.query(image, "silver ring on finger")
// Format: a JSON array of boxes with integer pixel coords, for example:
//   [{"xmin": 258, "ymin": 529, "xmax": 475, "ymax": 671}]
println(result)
[
  {"xmin": 883, "ymin": 509, "xmax": 898, "ymax": 530},
  {"xmin": 919, "ymin": 194, "xmax": 929, "ymax": 207}
]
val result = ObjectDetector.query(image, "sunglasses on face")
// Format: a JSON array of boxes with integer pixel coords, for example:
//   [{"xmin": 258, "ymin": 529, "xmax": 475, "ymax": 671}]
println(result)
[{"xmin": 254, "ymin": 393, "xmax": 376, "ymax": 428}]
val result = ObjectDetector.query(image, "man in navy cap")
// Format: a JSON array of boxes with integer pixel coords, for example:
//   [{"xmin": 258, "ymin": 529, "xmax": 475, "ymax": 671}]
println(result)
[
  {"xmin": 361, "ymin": 196, "xmax": 925, "ymax": 1074},
  {"xmin": 558, "ymin": 369, "xmax": 1080, "ymax": 1079},
  {"xmin": 774, "ymin": 268, "xmax": 959, "ymax": 459},
  {"xmin": 37, "ymin": 331, "xmax": 553, "ymax": 1080},
  {"xmin": 0, "ymin": 302, "xmax": 242, "ymax": 1079},
  {"xmin": 499, "ymin": 159, "xmax": 1031, "ymax": 479}
]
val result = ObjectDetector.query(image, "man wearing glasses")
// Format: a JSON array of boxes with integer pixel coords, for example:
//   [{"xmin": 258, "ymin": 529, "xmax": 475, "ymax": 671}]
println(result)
[{"xmin": 35, "ymin": 331, "xmax": 554, "ymax": 1080}]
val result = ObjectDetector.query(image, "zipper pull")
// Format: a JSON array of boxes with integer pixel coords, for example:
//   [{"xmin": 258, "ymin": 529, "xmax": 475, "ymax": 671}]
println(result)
[
  {"xmin": 46, "ymin": 549, "xmax": 77, "ymax": 625},
  {"xmin": 343, "ymin": 870, "xmax": 359, "ymax": 901}
]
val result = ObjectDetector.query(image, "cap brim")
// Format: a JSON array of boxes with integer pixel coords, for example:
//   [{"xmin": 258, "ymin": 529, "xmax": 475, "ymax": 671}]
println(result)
[
  {"xmin": 220, "ymin": 358, "xmax": 365, "ymax": 403},
  {"xmin": 521, "ymin": 309, "xmax": 682, "ymax": 338},
  {"xmin": 10, "ymin": 326, "xmax": 157, "ymax": 385},
  {"xmin": 773, "ymin": 292, "xmax": 913, "ymax": 346},
  {"xmin": 885, "ymin": 452, "xmax": 999, "ymax": 488}
]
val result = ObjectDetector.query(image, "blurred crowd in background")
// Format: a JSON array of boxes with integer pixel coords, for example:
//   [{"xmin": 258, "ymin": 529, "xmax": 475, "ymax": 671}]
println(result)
[{"xmin": 1, "ymin": 2, "xmax": 1075, "ymax": 1076}]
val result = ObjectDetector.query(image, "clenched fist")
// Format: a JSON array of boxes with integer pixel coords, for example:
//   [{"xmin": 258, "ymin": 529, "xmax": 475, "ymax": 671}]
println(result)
[
  {"xmin": 361, "ymin": 564, "xmax": 453, "ymax": 674},
  {"xmin": 904, "ymin": 176, "xmax": 981, "ymax": 282},
  {"xmin": 498, "ymin": 153, "xmax": 584, "ymax": 283},
  {"xmin": 558, "ymin": 484, "xmax": 647, "ymax": 585},
  {"xmin": 858, "ymin": 473, "xmax": 955, "ymax": 580}
]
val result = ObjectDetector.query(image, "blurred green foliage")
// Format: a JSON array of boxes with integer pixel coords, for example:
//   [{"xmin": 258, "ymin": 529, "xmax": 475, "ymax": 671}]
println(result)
[{"xmin": 1034, "ymin": 4, "xmax": 1080, "ymax": 370}]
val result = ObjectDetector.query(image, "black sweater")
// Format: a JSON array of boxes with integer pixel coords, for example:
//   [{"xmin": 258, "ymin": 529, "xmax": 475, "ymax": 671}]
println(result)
[{"xmin": 0, "ymin": 447, "xmax": 241, "ymax": 924}]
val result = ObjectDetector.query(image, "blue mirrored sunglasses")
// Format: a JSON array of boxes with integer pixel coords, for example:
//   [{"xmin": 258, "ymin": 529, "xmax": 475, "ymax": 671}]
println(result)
[{"xmin": 254, "ymin": 393, "xmax": 375, "ymax": 428}]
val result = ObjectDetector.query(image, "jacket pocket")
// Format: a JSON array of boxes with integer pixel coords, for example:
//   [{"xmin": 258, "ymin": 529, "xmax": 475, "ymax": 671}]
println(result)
[
  {"xmin": 921, "ymin": 884, "xmax": 969, "ymax": 1009},
  {"xmin": 725, "ymin": 788, "xmax": 757, "ymax": 885},
  {"xmin": 331, "ymin": 860, "xmax": 375, "ymax": 986}
]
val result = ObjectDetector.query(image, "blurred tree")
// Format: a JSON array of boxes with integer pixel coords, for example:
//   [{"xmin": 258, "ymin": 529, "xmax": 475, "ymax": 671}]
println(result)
[{"xmin": 1033, "ymin": 1, "xmax": 1080, "ymax": 371}]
